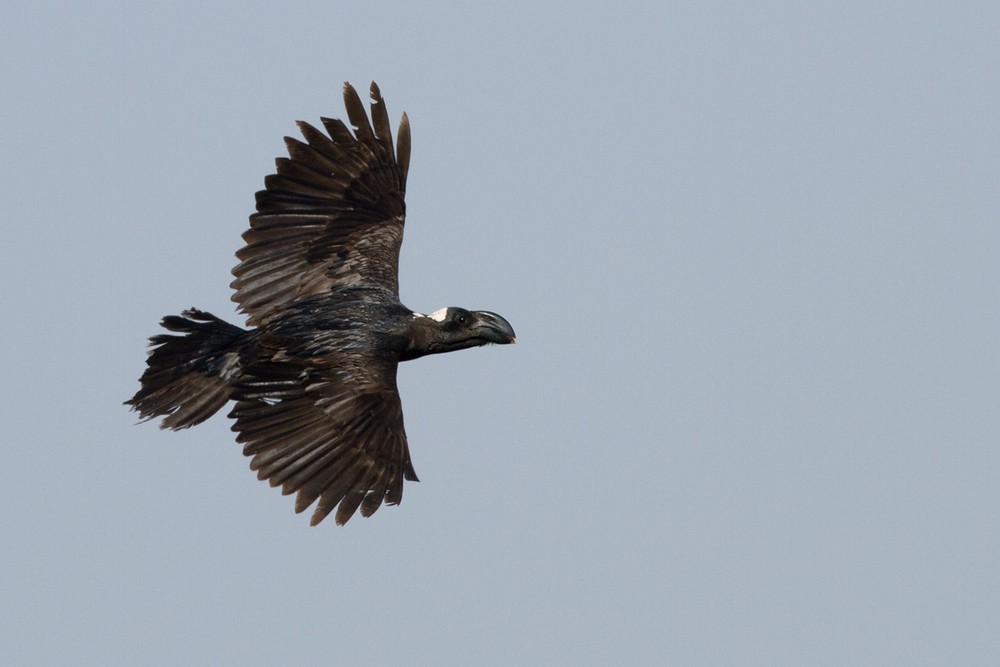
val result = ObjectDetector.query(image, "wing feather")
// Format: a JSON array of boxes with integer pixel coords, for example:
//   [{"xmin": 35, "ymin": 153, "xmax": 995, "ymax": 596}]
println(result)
[
  {"xmin": 361, "ymin": 465, "xmax": 391, "ymax": 518},
  {"xmin": 310, "ymin": 466, "xmax": 368, "ymax": 525},
  {"xmin": 231, "ymin": 81, "xmax": 409, "ymax": 326},
  {"xmin": 343, "ymin": 83, "xmax": 377, "ymax": 147},
  {"xmin": 229, "ymin": 353, "xmax": 415, "ymax": 525},
  {"xmin": 396, "ymin": 112, "xmax": 411, "ymax": 185},
  {"xmin": 368, "ymin": 82, "xmax": 395, "ymax": 161}
]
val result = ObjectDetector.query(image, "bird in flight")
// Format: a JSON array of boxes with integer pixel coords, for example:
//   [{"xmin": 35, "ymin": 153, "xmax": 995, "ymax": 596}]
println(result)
[{"xmin": 126, "ymin": 82, "xmax": 516, "ymax": 526}]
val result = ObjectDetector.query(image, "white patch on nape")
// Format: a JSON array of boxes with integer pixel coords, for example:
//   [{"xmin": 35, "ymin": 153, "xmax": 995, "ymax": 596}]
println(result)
[{"xmin": 428, "ymin": 307, "xmax": 449, "ymax": 322}]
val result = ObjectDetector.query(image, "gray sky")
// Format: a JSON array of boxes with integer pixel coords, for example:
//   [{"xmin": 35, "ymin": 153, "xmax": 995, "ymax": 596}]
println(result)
[{"xmin": 4, "ymin": 2, "xmax": 999, "ymax": 664}]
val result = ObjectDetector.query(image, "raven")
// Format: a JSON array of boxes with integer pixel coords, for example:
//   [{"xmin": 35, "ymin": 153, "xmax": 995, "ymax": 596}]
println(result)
[{"xmin": 126, "ymin": 82, "xmax": 516, "ymax": 526}]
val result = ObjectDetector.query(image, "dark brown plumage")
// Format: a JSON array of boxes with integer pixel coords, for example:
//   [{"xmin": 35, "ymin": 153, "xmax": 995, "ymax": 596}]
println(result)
[{"xmin": 127, "ymin": 82, "xmax": 515, "ymax": 525}]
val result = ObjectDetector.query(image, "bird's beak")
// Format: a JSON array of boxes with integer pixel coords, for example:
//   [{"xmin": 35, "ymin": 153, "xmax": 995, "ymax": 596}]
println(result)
[{"xmin": 472, "ymin": 311, "xmax": 517, "ymax": 344}]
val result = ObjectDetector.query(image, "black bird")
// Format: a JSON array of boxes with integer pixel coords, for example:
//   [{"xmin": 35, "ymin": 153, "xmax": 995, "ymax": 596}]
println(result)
[{"xmin": 126, "ymin": 82, "xmax": 516, "ymax": 526}]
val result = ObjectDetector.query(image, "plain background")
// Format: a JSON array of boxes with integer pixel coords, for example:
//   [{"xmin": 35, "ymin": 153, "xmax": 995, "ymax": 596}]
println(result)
[{"xmin": 3, "ymin": 2, "xmax": 999, "ymax": 664}]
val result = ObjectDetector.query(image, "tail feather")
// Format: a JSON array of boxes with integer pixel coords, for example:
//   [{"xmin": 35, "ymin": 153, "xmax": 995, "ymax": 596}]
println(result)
[{"xmin": 126, "ymin": 309, "xmax": 247, "ymax": 430}]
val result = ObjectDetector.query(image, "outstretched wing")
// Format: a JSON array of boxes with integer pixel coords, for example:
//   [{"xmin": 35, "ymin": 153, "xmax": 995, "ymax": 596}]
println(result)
[
  {"xmin": 231, "ymin": 81, "xmax": 412, "ymax": 326},
  {"xmin": 229, "ymin": 352, "xmax": 418, "ymax": 526}
]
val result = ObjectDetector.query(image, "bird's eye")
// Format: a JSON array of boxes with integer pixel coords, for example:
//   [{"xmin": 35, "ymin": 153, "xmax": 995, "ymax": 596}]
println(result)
[{"xmin": 456, "ymin": 315, "xmax": 468, "ymax": 325}]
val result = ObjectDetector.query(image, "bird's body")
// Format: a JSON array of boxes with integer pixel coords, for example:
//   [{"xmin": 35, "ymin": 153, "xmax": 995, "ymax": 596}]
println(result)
[{"xmin": 127, "ymin": 83, "xmax": 515, "ymax": 525}]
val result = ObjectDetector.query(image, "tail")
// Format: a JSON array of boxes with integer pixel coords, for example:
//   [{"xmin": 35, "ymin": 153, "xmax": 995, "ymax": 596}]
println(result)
[{"xmin": 126, "ymin": 309, "xmax": 248, "ymax": 430}]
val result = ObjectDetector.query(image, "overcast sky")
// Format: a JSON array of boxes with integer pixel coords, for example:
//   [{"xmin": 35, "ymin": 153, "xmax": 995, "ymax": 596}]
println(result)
[{"xmin": 4, "ymin": 2, "xmax": 1000, "ymax": 665}]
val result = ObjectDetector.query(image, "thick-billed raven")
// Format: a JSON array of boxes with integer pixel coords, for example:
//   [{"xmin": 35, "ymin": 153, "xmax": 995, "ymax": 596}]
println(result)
[{"xmin": 126, "ymin": 82, "xmax": 516, "ymax": 526}]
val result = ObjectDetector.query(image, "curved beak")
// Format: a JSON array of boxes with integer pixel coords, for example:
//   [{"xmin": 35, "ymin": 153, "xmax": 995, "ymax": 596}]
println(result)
[{"xmin": 472, "ymin": 311, "xmax": 517, "ymax": 344}]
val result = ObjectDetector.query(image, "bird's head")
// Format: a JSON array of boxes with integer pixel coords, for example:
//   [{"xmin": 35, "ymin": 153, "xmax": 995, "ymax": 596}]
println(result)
[{"xmin": 405, "ymin": 307, "xmax": 516, "ymax": 358}]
